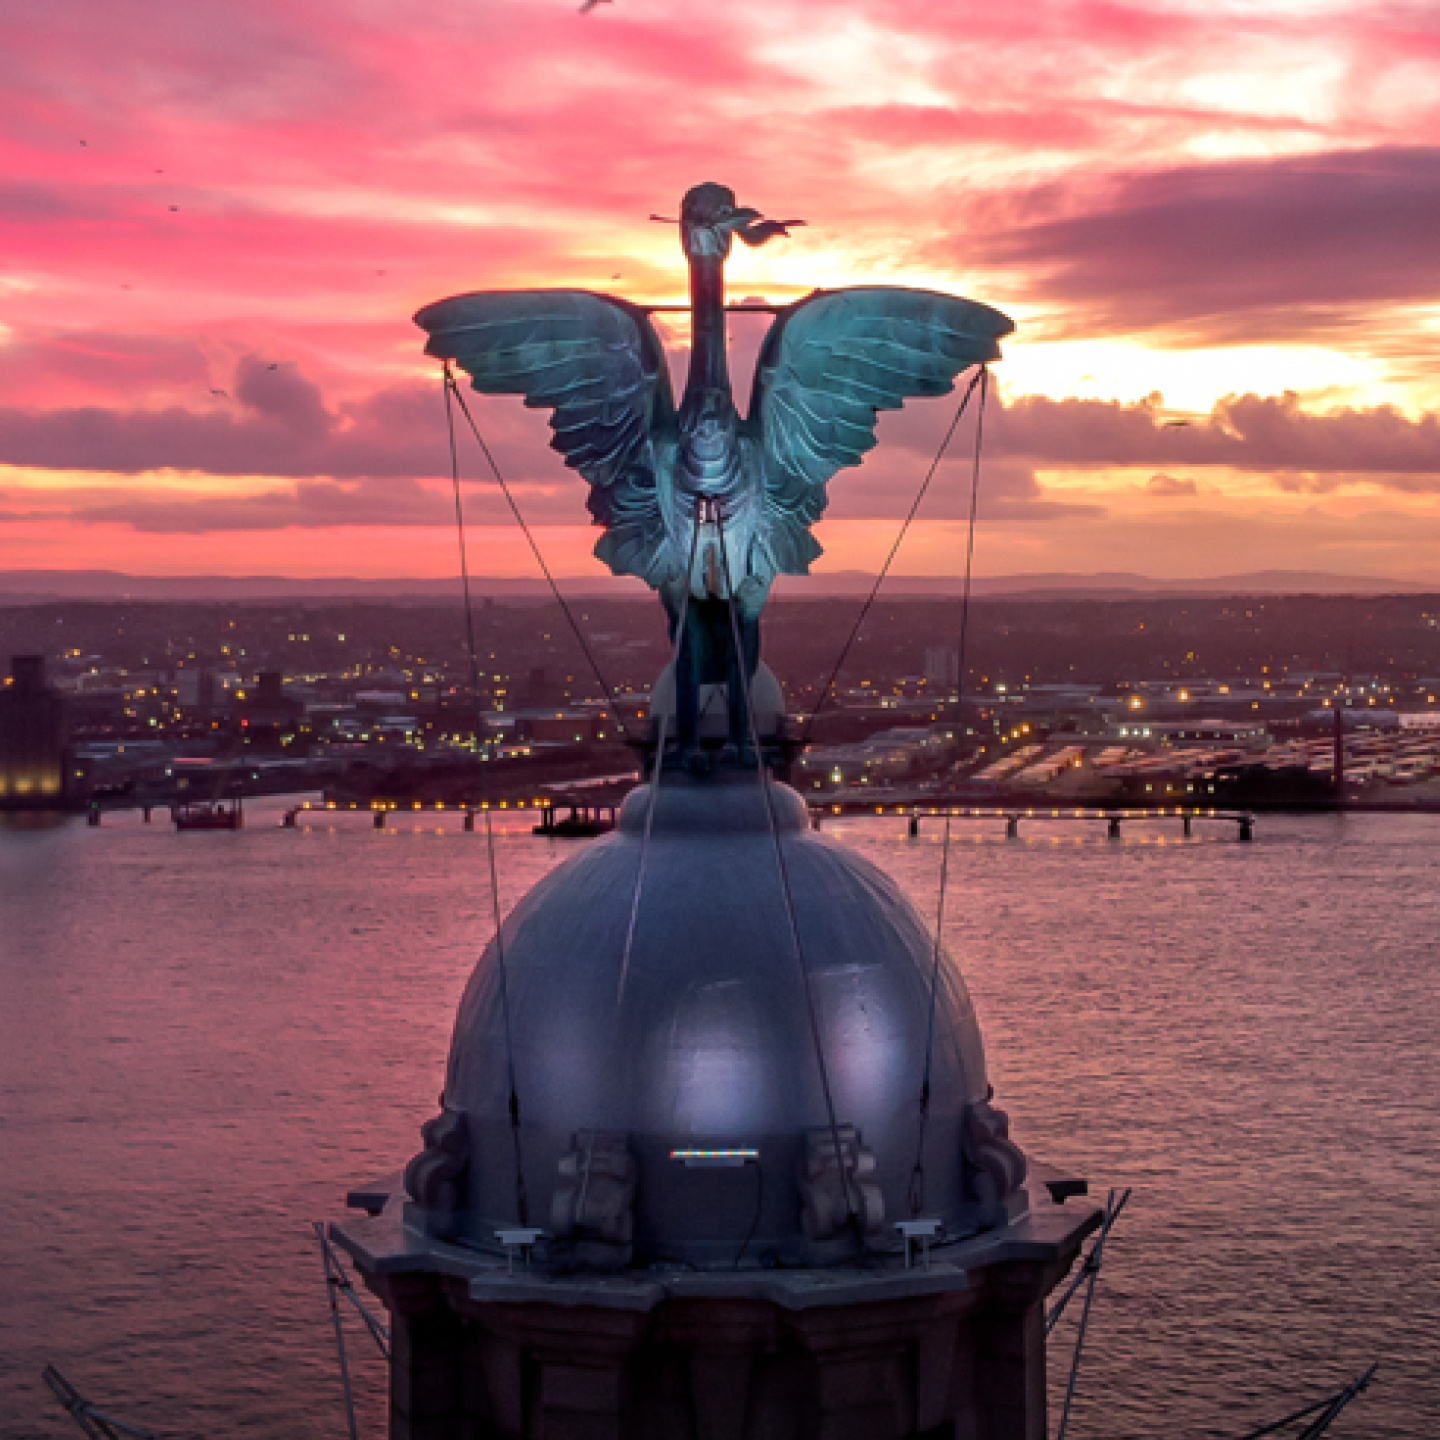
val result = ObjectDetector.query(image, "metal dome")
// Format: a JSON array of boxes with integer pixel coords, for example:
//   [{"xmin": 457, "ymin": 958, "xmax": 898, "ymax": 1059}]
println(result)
[{"xmin": 426, "ymin": 773, "xmax": 1010, "ymax": 1269}]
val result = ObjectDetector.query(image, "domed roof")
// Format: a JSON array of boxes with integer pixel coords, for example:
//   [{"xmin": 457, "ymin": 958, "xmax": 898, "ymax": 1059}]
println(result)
[{"xmin": 437, "ymin": 773, "xmax": 1000, "ymax": 1267}]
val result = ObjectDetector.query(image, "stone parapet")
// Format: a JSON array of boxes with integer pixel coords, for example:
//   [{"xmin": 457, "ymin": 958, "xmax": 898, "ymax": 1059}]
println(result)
[{"xmin": 332, "ymin": 1168, "xmax": 1097, "ymax": 1440}]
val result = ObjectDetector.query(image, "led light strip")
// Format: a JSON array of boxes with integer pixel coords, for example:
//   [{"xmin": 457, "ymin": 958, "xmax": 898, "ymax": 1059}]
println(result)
[{"xmin": 670, "ymin": 1148, "xmax": 759, "ymax": 1168}]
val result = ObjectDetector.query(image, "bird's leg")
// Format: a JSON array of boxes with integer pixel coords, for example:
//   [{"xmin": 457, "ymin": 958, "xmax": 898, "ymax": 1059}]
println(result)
[
  {"xmin": 723, "ymin": 657, "xmax": 749, "ymax": 766},
  {"xmin": 660, "ymin": 589, "xmax": 695, "ymax": 771},
  {"xmin": 724, "ymin": 579, "xmax": 767, "ymax": 766},
  {"xmin": 679, "ymin": 608, "xmax": 707, "ymax": 771},
  {"xmin": 673, "ymin": 594, "xmax": 713, "ymax": 773}
]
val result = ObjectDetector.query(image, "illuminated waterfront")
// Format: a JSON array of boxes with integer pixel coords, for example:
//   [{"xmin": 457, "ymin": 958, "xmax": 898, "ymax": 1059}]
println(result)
[{"xmin": 2, "ymin": 801, "xmax": 1437, "ymax": 1438}]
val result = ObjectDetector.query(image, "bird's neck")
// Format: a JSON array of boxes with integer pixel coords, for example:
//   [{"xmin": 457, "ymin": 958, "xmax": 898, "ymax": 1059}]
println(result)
[{"xmin": 684, "ymin": 252, "xmax": 728, "ymax": 400}]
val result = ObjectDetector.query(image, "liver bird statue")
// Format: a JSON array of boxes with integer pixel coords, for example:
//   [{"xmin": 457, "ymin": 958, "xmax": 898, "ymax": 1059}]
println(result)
[{"xmin": 415, "ymin": 182, "xmax": 1013, "ymax": 766}]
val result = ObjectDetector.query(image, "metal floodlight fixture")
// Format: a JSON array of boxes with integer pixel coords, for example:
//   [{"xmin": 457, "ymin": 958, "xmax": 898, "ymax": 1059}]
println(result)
[
  {"xmin": 669, "ymin": 1147, "xmax": 759, "ymax": 1169},
  {"xmin": 495, "ymin": 1227, "xmax": 546, "ymax": 1274},
  {"xmin": 895, "ymin": 1218, "xmax": 943, "ymax": 1270}
]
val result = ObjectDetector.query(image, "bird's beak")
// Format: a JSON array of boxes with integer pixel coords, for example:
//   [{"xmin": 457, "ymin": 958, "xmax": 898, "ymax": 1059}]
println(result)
[
  {"xmin": 717, "ymin": 206, "xmax": 763, "ymax": 234},
  {"xmin": 734, "ymin": 212, "xmax": 805, "ymax": 248}
]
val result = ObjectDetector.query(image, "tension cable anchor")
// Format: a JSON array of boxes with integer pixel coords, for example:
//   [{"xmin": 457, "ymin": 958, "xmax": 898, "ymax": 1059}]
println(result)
[
  {"xmin": 314, "ymin": 1222, "xmax": 391, "ymax": 1360},
  {"xmin": 1233, "ymin": 1362, "xmax": 1379, "ymax": 1440},
  {"xmin": 312, "ymin": 1220, "xmax": 390, "ymax": 1440},
  {"xmin": 1049, "ymin": 1186, "xmax": 1132, "ymax": 1440},
  {"xmin": 1045, "ymin": 1186, "xmax": 1131, "ymax": 1334},
  {"xmin": 41, "ymin": 1366, "xmax": 158, "ymax": 1440}
]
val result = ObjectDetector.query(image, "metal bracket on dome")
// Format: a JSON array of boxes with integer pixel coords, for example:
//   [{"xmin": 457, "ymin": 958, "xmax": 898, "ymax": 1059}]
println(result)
[
  {"xmin": 495, "ymin": 1227, "xmax": 547, "ymax": 1274},
  {"xmin": 895, "ymin": 1217, "xmax": 942, "ymax": 1270}
]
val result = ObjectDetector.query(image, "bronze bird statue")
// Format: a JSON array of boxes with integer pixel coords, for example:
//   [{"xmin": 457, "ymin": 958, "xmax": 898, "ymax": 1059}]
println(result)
[{"xmin": 415, "ymin": 182, "xmax": 1012, "ymax": 765}]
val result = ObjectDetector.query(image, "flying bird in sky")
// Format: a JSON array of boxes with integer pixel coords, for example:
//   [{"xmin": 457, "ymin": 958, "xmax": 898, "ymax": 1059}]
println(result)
[
  {"xmin": 578, "ymin": 0, "xmax": 611, "ymax": 13},
  {"xmin": 209, "ymin": 388, "xmax": 228, "ymax": 398}
]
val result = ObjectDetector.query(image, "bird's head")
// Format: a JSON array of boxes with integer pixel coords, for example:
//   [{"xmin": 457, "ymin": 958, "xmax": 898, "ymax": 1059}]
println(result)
[{"xmin": 679, "ymin": 182, "xmax": 802, "ymax": 261}]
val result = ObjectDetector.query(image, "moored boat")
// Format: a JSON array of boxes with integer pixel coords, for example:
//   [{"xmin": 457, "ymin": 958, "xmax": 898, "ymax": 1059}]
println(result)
[{"xmin": 173, "ymin": 799, "xmax": 243, "ymax": 831}]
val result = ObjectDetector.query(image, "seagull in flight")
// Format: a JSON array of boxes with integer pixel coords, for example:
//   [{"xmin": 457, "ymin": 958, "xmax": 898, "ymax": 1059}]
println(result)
[
  {"xmin": 578, "ymin": 0, "xmax": 611, "ymax": 12},
  {"xmin": 209, "ymin": 388, "xmax": 228, "ymax": 398}
]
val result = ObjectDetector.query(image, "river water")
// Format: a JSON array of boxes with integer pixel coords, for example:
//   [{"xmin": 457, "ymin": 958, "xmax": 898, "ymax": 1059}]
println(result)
[{"xmin": 1, "ymin": 800, "xmax": 1436, "ymax": 1438}]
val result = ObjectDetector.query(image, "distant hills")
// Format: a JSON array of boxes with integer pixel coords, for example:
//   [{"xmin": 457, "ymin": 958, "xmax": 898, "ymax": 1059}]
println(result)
[
  {"xmin": 0, "ymin": 567, "xmax": 1434, "ymax": 603},
  {"xmin": 834, "ymin": 570, "xmax": 1440, "ymax": 599}
]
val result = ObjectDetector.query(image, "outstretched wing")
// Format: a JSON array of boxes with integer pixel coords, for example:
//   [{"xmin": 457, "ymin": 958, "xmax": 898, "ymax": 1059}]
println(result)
[
  {"xmin": 747, "ymin": 287, "xmax": 1013, "ymax": 573},
  {"xmin": 414, "ymin": 289, "xmax": 676, "ymax": 584}
]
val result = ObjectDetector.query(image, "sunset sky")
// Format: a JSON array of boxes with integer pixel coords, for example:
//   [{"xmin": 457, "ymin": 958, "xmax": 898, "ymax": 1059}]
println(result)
[{"xmin": 4, "ymin": 0, "xmax": 1440, "ymax": 583}]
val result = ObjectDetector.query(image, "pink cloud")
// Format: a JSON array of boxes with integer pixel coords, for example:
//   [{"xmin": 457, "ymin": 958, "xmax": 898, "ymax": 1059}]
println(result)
[
  {"xmin": 5, "ymin": 361, "xmax": 1440, "ymax": 523},
  {"xmin": 989, "ymin": 391, "xmax": 1440, "ymax": 477},
  {"xmin": 5, "ymin": 0, "xmax": 1440, "ymax": 575},
  {"xmin": 975, "ymin": 147, "xmax": 1440, "ymax": 341},
  {"xmin": 0, "ymin": 330, "xmax": 211, "ymax": 408}
]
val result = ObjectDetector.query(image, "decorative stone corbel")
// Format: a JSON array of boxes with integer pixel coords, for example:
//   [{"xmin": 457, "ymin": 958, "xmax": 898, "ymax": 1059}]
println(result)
[
  {"xmin": 550, "ymin": 1129, "xmax": 637, "ymax": 1268},
  {"xmin": 403, "ymin": 1104, "xmax": 471, "ymax": 1238},
  {"xmin": 797, "ymin": 1124, "xmax": 884, "ymax": 1259},
  {"xmin": 961, "ymin": 1090, "xmax": 1029, "ymax": 1228}
]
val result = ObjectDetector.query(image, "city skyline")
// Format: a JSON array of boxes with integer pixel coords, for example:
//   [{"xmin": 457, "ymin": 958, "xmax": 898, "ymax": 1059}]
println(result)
[{"xmin": 4, "ymin": 1, "xmax": 1440, "ymax": 580}]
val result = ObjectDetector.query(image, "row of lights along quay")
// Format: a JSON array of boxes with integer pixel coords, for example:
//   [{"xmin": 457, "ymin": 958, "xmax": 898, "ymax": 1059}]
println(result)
[{"xmin": 8, "ymin": 592, "xmax": 1440, "ymax": 815}]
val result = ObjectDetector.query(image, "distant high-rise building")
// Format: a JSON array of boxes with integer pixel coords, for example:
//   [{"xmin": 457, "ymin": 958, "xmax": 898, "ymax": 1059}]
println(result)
[
  {"xmin": 254, "ymin": 671, "xmax": 287, "ymax": 708},
  {"xmin": 924, "ymin": 644, "xmax": 960, "ymax": 689},
  {"xmin": 240, "ymin": 670, "xmax": 303, "ymax": 748},
  {"xmin": 175, "ymin": 668, "xmax": 216, "ymax": 713},
  {"xmin": 0, "ymin": 655, "xmax": 66, "ymax": 807},
  {"xmin": 520, "ymin": 665, "xmax": 558, "ymax": 706}
]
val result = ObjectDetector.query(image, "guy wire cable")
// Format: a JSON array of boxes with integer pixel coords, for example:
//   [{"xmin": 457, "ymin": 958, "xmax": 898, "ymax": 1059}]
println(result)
[
  {"xmin": 1055, "ymin": 1187, "xmax": 1132, "ymax": 1440},
  {"xmin": 614, "ymin": 508, "xmax": 704, "ymax": 1009},
  {"xmin": 732, "ymin": 1154, "xmax": 765, "ymax": 1270},
  {"xmin": 715, "ymin": 506, "xmax": 861, "ymax": 1240},
  {"xmin": 908, "ymin": 812, "xmax": 952, "ymax": 1217},
  {"xmin": 444, "ymin": 364, "xmax": 637, "ymax": 746},
  {"xmin": 1046, "ymin": 1187, "xmax": 1131, "ymax": 1334},
  {"xmin": 1232, "ymin": 1364, "xmax": 1378, "ymax": 1440},
  {"xmin": 952, "ymin": 366, "xmax": 989, "ymax": 726},
  {"xmin": 798, "ymin": 365, "xmax": 986, "ymax": 750},
  {"xmin": 314, "ymin": 1220, "xmax": 360, "ymax": 1440},
  {"xmin": 444, "ymin": 369, "xmax": 530, "ymax": 1227},
  {"xmin": 908, "ymin": 365, "xmax": 990, "ymax": 1213}
]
